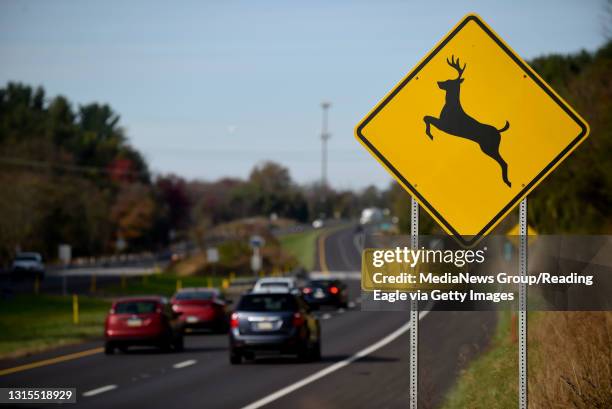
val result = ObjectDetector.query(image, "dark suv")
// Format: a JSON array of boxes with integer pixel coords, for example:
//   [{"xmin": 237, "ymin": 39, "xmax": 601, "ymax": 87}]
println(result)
[{"xmin": 229, "ymin": 292, "xmax": 321, "ymax": 364}]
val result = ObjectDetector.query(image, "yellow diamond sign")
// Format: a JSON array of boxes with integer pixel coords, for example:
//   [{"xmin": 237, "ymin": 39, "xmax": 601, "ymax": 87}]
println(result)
[{"xmin": 355, "ymin": 14, "xmax": 589, "ymax": 246}]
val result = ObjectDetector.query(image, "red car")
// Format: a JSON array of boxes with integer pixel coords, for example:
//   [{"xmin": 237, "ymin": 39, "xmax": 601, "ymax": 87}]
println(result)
[
  {"xmin": 104, "ymin": 296, "xmax": 184, "ymax": 354},
  {"xmin": 171, "ymin": 288, "xmax": 229, "ymax": 333}
]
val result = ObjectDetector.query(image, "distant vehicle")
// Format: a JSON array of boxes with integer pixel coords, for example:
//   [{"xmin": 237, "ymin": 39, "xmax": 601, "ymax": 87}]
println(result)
[
  {"xmin": 171, "ymin": 288, "xmax": 230, "ymax": 333},
  {"xmin": 11, "ymin": 252, "xmax": 45, "ymax": 279},
  {"xmin": 302, "ymin": 279, "xmax": 348, "ymax": 308},
  {"xmin": 104, "ymin": 296, "xmax": 184, "ymax": 354},
  {"xmin": 312, "ymin": 219, "xmax": 324, "ymax": 229},
  {"xmin": 359, "ymin": 207, "xmax": 383, "ymax": 225},
  {"xmin": 252, "ymin": 277, "xmax": 299, "ymax": 294},
  {"xmin": 229, "ymin": 292, "xmax": 321, "ymax": 364}
]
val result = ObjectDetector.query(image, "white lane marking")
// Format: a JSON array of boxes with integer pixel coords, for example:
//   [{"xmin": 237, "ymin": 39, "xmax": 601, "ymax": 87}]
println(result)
[
  {"xmin": 82, "ymin": 384, "xmax": 117, "ymax": 397},
  {"xmin": 321, "ymin": 313, "xmax": 332, "ymax": 320},
  {"xmin": 241, "ymin": 309, "xmax": 431, "ymax": 409},
  {"xmin": 338, "ymin": 231, "xmax": 358, "ymax": 271},
  {"xmin": 353, "ymin": 232, "xmax": 364, "ymax": 253},
  {"xmin": 348, "ymin": 301, "xmax": 356, "ymax": 309},
  {"xmin": 173, "ymin": 359, "xmax": 197, "ymax": 369},
  {"xmin": 337, "ymin": 308, "xmax": 345, "ymax": 314}
]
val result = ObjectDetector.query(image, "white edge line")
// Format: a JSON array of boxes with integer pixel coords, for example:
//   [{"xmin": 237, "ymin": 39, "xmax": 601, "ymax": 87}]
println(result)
[
  {"xmin": 173, "ymin": 359, "xmax": 197, "ymax": 369},
  {"xmin": 82, "ymin": 384, "xmax": 117, "ymax": 397},
  {"xmin": 241, "ymin": 308, "xmax": 431, "ymax": 409}
]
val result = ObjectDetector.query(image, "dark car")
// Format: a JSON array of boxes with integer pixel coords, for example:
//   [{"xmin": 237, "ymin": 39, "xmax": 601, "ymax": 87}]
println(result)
[
  {"xmin": 171, "ymin": 288, "xmax": 229, "ymax": 333},
  {"xmin": 302, "ymin": 279, "xmax": 348, "ymax": 308},
  {"xmin": 229, "ymin": 292, "xmax": 321, "ymax": 364},
  {"xmin": 104, "ymin": 296, "xmax": 184, "ymax": 354}
]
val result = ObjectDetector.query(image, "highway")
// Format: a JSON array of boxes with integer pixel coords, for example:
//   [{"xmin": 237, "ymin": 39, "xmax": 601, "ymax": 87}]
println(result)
[{"xmin": 0, "ymin": 226, "xmax": 496, "ymax": 408}]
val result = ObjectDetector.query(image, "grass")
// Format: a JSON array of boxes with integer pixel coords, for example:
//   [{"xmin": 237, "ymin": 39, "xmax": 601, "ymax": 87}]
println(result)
[
  {"xmin": 0, "ymin": 294, "xmax": 110, "ymax": 359},
  {"xmin": 440, "ymin": 310, "xmax": 518, "ymax": 409},
  {"xmin": 0, "ymin": 273, "xmax": 229, "ymax": 359},
  {"xmin": 277, "ymin": 229, "xmax": 321, "ymax": 270},
  {"xmin": 529, "ymin": 311, "xmax": 611, "ymax": 408},
  {"xmin": 440, "ymin": 310, "xmax": 612, "ymax": 409},
  {"xmin": 101, "ymin": 273, "xmax": 225, "ymax": 297}
]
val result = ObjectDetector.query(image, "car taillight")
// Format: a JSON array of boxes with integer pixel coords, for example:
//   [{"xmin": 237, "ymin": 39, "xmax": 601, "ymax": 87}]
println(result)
[
  {"xmin": 302, "ymin": 287, "xmax": 312, "ymax": 294},
  {"xmin": 292, "ymin": 312, "xmax": 305, "ymax": 327},
  {"xmin": 230, "ymin": 313, "xmax": 239, "ymax": 328},
  {"xmin": 329, "ymin": 286, "xmax": 339, "ymax": 295}
]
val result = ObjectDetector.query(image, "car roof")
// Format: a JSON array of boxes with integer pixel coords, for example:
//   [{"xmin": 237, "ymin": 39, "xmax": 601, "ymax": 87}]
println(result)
[
  {"xmin": 16, "ymin": 252, "xmax": 41, "ymax": 257},
  {"xmin": 251, "ymin": 286, "xmax": 292, "ymax": 294},
  {"xmin": 175, "ymin": 287, "xmax": 219, "ymax": 293},
  {"xmin": 241, "ymin": 291, "xmax": 295, "ymax": 299},
  {"xmin": 113, "ymin": 296, "xmax": 165, "ymax": 304},
  {"xmin": 256, "ymin": 277, "xmax": 294, "ymax": 284}
]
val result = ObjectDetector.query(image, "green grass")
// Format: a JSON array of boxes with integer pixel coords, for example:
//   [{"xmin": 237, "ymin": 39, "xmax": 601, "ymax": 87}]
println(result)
[
  {"xmin": 278, "ymin": 229, "xmax": 321, "ymax": 270},
  {"xmin": 0, "ymin": 294, "xmax": 110, "ymax": 358},
  {"xmin": 440, "ymin": 310, "xmax": 519, "ymax": 409},
  {"xmin": 102, "ymin": 273, "xmax": 225, "ymax": 297},
  {"xmin": 0, "ymin": 274, "xmax": 228, "ymax": 359}
]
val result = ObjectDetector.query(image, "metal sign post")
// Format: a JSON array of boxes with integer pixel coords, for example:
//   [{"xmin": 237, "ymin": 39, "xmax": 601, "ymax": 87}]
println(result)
[
  {"xmin": 518, "ymin": 198, "xmax": 528, "ymax": 409},
  {"xmin": 410, "ymin": 197, "xmax": 419, "ymax": 409}
]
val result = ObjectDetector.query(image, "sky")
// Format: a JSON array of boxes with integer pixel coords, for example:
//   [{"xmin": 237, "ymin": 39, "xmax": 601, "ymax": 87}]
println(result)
[{"xmin": 0, "ymin": 0, "xmax": 608, "ymax": 190}]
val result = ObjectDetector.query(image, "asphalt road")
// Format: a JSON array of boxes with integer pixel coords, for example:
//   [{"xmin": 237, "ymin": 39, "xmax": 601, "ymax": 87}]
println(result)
[{"xmin": 0, "ymin": 226, "xmax": 496, "ymax": 409}]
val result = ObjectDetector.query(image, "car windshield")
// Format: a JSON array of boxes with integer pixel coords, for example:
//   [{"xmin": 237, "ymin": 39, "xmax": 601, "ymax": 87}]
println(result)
[
  {"xmin": 114, "ymin": 301, "xmax": 157, "ymax": 314},
  {"xmin": 309, "ymin": 280, "xmax": 333, "ymax": 288},
  {"xmin": 15, "ymin": 254, "xmax": 39, "ymax": 261},
  {"xmin": 259, "ymin": 282, "xmax": 289, "ymax": 288},
  {"xmin": 175, "ymin": 291, "xmax": 215, "ymax": 301},
  {"xmin": 238, "ymin": 294, "xmax": 297, "ymax": 312}
]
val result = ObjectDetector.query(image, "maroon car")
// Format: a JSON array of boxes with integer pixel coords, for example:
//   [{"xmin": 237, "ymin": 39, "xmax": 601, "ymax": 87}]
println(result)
[
  {"xmin": 171, "ymin": 288, "xmax": 230, "ymax": 333},
  {"xmin": 104, "ymin": 296, "xmax": 184, "ymax": 354}
]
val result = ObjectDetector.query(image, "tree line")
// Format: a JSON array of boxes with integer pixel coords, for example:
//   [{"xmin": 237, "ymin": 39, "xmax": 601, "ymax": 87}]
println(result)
[{"xmin": 0, "ymin": 85, "xmax": 387, "ymax": 264}]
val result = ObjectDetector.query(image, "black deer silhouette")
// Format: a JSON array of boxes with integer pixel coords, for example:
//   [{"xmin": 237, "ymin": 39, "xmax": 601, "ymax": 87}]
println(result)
[{"xmin": 423, "ymin": 56, "xmax": 511, "ymax": 187}]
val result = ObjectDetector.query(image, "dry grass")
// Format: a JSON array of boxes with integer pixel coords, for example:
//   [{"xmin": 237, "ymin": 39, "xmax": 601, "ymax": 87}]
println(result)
[{"xmin": 530, "ymin": 311, "xmax": 612, "ymax": 409}]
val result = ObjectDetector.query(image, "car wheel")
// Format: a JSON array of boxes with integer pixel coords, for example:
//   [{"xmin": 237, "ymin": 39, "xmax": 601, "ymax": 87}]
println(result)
[
  {"xmin": 230, "ymin": 350, "xmax": 242, "ymax": 365},
  {"xmin": 104, "ymin": 342, "xmax": 115, "ymax": 355},
  {"xmin": 297, "ymin": 341, "xmax": 311, "ymax": 362},
  {"xmin": 173, "ymin": 335, "xmax": 184, "ymax": 352},
  {"xmin": 310, "ymin": 340, "xmax": 322, "ymax": 361}
]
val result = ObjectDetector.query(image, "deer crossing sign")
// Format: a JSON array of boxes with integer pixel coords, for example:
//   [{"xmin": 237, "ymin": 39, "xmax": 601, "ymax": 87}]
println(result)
[{"xmin": 356, "ymin": 14, "xmax": 589, "ymax": 246}]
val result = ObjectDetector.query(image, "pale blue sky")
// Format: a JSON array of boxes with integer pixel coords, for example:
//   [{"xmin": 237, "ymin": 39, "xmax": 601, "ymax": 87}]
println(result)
[{"xmin": 0, "ymin": 0, "xmax": 608, "ymax": 189}]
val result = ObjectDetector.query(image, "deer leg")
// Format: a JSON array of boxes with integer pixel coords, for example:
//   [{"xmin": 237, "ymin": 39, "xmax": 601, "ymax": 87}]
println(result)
[
  {"xmin": 423, "ymin": 116, "xmax": 439, "ymax": 140},
  {"xmin": 488, "ymin": 151, "xmax": 511, "ymax": 188}
]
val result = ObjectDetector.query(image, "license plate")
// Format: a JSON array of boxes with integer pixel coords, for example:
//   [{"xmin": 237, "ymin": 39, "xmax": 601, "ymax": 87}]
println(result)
[
  {"xmin": 186, "ymin": 316, "xmax": 199, "ymax": 323},
  {"xmin": 127, "ymin": 318, "xmax": 142, "ymax": 327},
  {"xmin": 314, "ymin": 290, "xmax": 325, "ymax": 298},
  {"xmin": 256, "ymin": 322, "xmax": 274, "ymax": 330}
]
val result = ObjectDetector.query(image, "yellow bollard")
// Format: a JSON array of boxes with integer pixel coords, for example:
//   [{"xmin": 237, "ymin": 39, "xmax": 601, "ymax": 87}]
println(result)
[
  {"xmin": 90, "ymin": 275, "xmax": 96, "ymax": 293},
  {"xmin": 34, "ymin": 276, "xmax": 40, "ymax": 295},
  {"xmin": 229, "ymin": 271, "xmax": 236, "ymax": 282},
  {"xmin": 121, "ymin": 275, "xmax": 127, "ymax": 290},
  {"xmin": 72, "ymin": 294, "xmax": 79, "ymax": 325},
  {"xmin": 176, "ymin": 279, "xmax": 182, "ymax": 291},
  {"xmin": 222, "ymin": 278, "xmax": 229, "ymax": 289},
  {"xmin": 207, "ymin": 277, "xmax": 213, "ymax": 288}
]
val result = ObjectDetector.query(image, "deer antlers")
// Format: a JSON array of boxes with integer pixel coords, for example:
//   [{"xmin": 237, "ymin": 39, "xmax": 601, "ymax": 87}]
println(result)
[{"xmin": 446, "ymin": 55, "xmax": 466, "ymax": 79}]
